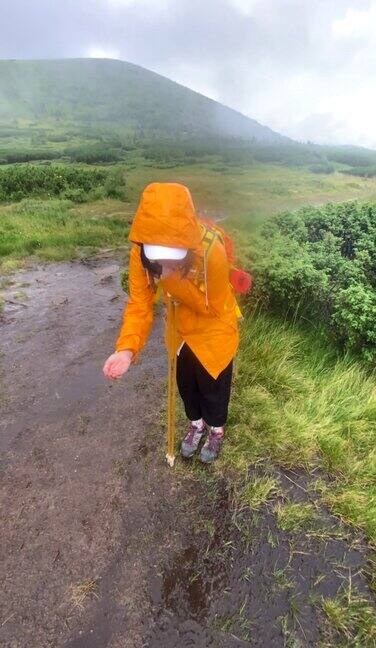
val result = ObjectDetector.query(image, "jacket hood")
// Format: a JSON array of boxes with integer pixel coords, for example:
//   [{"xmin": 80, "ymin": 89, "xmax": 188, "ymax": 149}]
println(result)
[{"xmin": 129, "ymin": 182, "xmax": 203, "ymax": 252}]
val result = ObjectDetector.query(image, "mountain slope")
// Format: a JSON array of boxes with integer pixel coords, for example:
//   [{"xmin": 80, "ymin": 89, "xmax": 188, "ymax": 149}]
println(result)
[{"xmin": 0, "ymin": 58, "xmax": 287, "ymax": 142}]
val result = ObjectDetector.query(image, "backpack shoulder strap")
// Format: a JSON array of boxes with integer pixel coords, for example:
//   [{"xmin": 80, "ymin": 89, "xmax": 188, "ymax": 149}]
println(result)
[
  {"xmin": 200, "ymin": 222, "xmax": 218, "ymax": 255},
  {"xmin": 198, "ymin": 222, "xmax": 243, "ymax": 320}
]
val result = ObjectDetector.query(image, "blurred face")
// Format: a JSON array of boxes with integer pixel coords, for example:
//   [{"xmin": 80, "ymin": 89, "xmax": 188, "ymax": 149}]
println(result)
[{"xmin": 158, "ymin": 258, "xmax": 185, "ymax": 270}]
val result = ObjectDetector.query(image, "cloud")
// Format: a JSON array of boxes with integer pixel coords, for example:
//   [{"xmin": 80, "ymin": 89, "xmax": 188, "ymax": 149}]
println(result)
[
  {"xmin": 0, "ymin": 0, "xmax": 375, "ymax": 147},
  {"xmin": 332, "ymin": 4, "xmax": 376, "ymax": 41},
  {"xmin": 87, "ymin": 46, "xmax": 120, "ymax": 59},
  {"xmin": 229, "ymin": 0, "xmax": 260, "ymax": 15},
  {"xmin": 285, "ymin": 112, "xmax": 349, "ymax": 145}
]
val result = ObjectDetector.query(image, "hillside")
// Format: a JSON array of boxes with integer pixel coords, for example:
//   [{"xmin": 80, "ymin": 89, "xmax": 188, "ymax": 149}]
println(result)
[{"xmin": 0, "ymin": 58, "xmax": 287, "ymax": 142}]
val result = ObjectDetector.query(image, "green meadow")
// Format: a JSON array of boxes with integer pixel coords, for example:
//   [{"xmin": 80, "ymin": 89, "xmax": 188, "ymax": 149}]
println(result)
[
  {"xmin": 2, "ymin": 161, "xmax": 376, "ymax": 272},
  {"xmin": 124, "ymin": 162, "xmax": 376, "ymax": 225}
]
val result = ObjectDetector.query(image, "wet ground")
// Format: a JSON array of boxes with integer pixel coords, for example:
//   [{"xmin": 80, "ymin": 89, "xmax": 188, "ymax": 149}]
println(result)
[
  {"xmin": 146, "ymin": 469, "xmax": 374, "ymax": 648},
  {"xmin": 0, "ymin": 253, "xmax": 374, "ymax": 647}
]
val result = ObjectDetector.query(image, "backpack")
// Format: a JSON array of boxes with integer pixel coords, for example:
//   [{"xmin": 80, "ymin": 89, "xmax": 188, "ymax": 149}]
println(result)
[
  {"xmin": 150, "ymin": 218, "xmax": 253, "ymax": 317},
  {"xmin": 198, "ymin": 217, "xmax": 253, "ymax": 295}
]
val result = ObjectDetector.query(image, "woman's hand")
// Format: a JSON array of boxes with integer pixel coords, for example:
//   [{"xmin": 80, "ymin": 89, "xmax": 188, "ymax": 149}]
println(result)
[{"xmin": 103, "ymin": 350, "xmax": 134, "ymax": 380}]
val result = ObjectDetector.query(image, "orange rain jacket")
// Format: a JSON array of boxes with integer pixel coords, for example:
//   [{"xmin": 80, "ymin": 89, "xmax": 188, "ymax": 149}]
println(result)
[{"xmin": 115, "ymin": 182, "xmax": 239, "ymax": 379}]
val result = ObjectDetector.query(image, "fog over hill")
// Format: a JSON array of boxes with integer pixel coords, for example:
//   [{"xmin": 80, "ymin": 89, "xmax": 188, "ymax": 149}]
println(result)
[{"xmin": 0, "ymin": 58, "xmax": 289, "ymax": 142}]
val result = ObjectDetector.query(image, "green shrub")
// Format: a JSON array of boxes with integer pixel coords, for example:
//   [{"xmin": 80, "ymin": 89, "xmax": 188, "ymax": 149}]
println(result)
[
  {"xmin": 331, "ymin": 285, "xmax": 376, "ymax": 361},
  {"xmin": 343, "ymin": 166, "xmax": 376, "ymax": 178},
  {"xmin": 47, "ymin": 134, "xmax": 69, "ymax": 142},
  {"xmin": 309, "ymin": 163, "xmax": 335, "ymax": 174},
  {"xmin": 212, "ymin": 165, "xmax": 230, "ymax": 172},
  {"xmin": 60, "ymin": 187, "xmax": 88, "ymax": 203},
  {"xmin": 1, "ymin": 149, "xmax": 61, "ymax": 163},
  {"xmin": 325, "ymin": 147, "xmax": 376, "ymax": 167},
  {"xmin": 0, "ymin": 164, "xmax": 109, "ymax": 201},
  {"xmin": 220, "ymin": 148, "xmax": 254, "ymax": 166},
  {"xmin": 251, "ymin": 200, "xmax": 376, "ymax": 362},
  {"xmin": 66, "ymin": 144, "xmax": 123, "ymax": 163},
  {"xmin": 103, "ymin": 166, "xmax": 127, "ymax": 200}
]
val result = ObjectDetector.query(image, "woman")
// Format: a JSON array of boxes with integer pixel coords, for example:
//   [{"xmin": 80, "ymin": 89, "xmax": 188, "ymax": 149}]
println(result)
[{"xmin": 103, "ymin": 182, "xmax": 240, "ymax": 463}]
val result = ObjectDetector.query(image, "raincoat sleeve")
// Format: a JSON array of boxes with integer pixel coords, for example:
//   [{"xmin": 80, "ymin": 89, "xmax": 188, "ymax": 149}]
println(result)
[
  {"xmin": 161, "ymin": 240, "xmax": 229, "ymax": 317},
  {"xmin": 115, "ymin": 244, "xmax": 154, "ymax": 357}
]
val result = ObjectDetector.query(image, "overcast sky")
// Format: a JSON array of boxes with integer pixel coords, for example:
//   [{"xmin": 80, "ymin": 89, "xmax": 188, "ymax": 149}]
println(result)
[{"xmin": 1, "ymin": 0, "xmax": 376, "ymax": 147}]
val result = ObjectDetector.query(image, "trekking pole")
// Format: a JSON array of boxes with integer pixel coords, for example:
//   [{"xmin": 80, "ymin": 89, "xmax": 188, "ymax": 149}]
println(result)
[{"xmin": 166, "ymin": 294, "xmax": 177, "ymax": 467}]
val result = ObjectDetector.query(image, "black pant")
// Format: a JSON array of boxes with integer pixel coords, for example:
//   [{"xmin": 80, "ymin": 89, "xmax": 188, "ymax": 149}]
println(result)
[{"xmin": 176, "ymin": 343, "xmax": 233, "ymax": 427}]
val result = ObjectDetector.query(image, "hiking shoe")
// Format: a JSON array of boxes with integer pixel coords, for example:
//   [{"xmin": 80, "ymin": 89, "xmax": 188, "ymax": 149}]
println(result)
[
  {"xmin": 180, "ymin": 424, "xmax": 206, "ymax": 459},
  {"xmin": 199, "ymin": 429, "xmax": 224, "ymax": 464}
]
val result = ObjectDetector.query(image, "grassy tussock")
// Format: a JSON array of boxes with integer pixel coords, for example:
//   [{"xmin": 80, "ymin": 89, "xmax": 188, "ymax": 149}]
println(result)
[
  {"xmin": 238, "ymin": 475, "xmax": 279, "ymax": 510},
  {"xmin": 321, "ymin": 588, "xmax": 376, "ymax": 646},
  {"xmin": 275, "ymin": 501, "xmax": 320, "ymax": 533},
  {"xmin": 221, "ymin": 309, "xmax": 376, "ymax": 544}
]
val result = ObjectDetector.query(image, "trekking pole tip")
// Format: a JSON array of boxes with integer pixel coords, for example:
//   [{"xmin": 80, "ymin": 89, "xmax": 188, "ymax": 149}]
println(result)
[{"xmin": 166, "ymin": 453, "xmax": 175, "ymax": 468}]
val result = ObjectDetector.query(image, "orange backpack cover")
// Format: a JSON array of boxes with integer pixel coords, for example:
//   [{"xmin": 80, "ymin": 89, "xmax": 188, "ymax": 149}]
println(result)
[{"xmin": 199, "ymin": 217, "xmax": 253, "ymax": 294}]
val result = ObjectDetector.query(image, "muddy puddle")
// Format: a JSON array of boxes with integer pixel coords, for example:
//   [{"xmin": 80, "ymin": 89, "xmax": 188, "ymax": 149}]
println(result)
[{"xmin": 0, "ymin": 253, "xmax": 374, "ymax": 648}]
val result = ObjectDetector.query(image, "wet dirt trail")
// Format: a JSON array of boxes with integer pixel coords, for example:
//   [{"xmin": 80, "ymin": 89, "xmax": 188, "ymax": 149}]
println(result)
[
  {"xmin": 0, "ymin": 253, "xmax": 374, "ymax": 648},
  {"xmin": 0, "ymin": 251, "xmax": 193, "ymax": 647}
]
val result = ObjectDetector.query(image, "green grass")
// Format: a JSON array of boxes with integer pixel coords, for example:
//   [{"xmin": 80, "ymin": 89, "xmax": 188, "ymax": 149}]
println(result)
[
  {"xmin": 3, "ymin": 160, "xmax": 376, "ymax": 272},
  {"xmin": 275, "ymin": 501, "xmax": 320, "ymax": 533},
  {"xmin": 216, "ymin": 309, "xmax": 376, "ymax": 544},
  {"xmin": 321, "ymin": 587, "xmax": 376, "ymax": 647},
  {"xmin": 238, "ymin": 475, "xmax": 279, "ymax": 510},
  {"xmin": 215, "ymin": 597, "xmax": 253, "ymax": 643},
  {"xmin": 124, "ymin": 162, "xmax": 376, "ymax": 228},
  {"xmin": 0, "ymin": 197, "xmax": 131, "ymax": 272},
  {"xmin": 272, "ymin": 567, "xmax": 294, "ymax": 591}
]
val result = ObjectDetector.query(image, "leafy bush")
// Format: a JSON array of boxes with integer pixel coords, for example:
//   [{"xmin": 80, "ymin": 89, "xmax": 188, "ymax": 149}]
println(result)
[
  {"xmin": 0, "ymin": 164, "xmax": 110, "ymax": 201},
  {"xmin": 47, "ymin": 134, "xmax": 69, "ymax": 142},
  {"xmin": 141, "ymin": 139, "xmax": 328, "ymax": 168},
  {"xmin": 66, "ymin": 144, "xmax": 123, "ymax": 163},
  {"xmin": 0, "ymin": 149, "xmax": 61, "ymax": 163},
  {"xmin": 220, "ymin": 148, "xmax": 254, "ymax": 166},
  {"xmin": 342, "ymin": 166, "xmax": 376, "ymax": 178},
  {"xmin": 142, "ymin": 143, "xmax": 200, "ymax": 165},
  {"xmin": 252, "ymin": 143, "xmax": 323, "ymax": 166},
  {"xmin": 212, "ymin": 165, "xmax": 230, "ymax": 172},
  {"xmin": 60, "ymin": 187, "xmax": 88, "ymax": 203},
  {"xmin": 103, "ymin": 166, "xmax": 127, "ymax": 200},
  {"xmin": 251, "ymin": 200, "xmax": 376, "ymax": 362},
  {"xmin": 309, "ymin": 163, "xmax": 335, "ymax": 174},
  {"xmin": 325, "ymin": 146, "xmax": 376, "ymax": 167}
]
